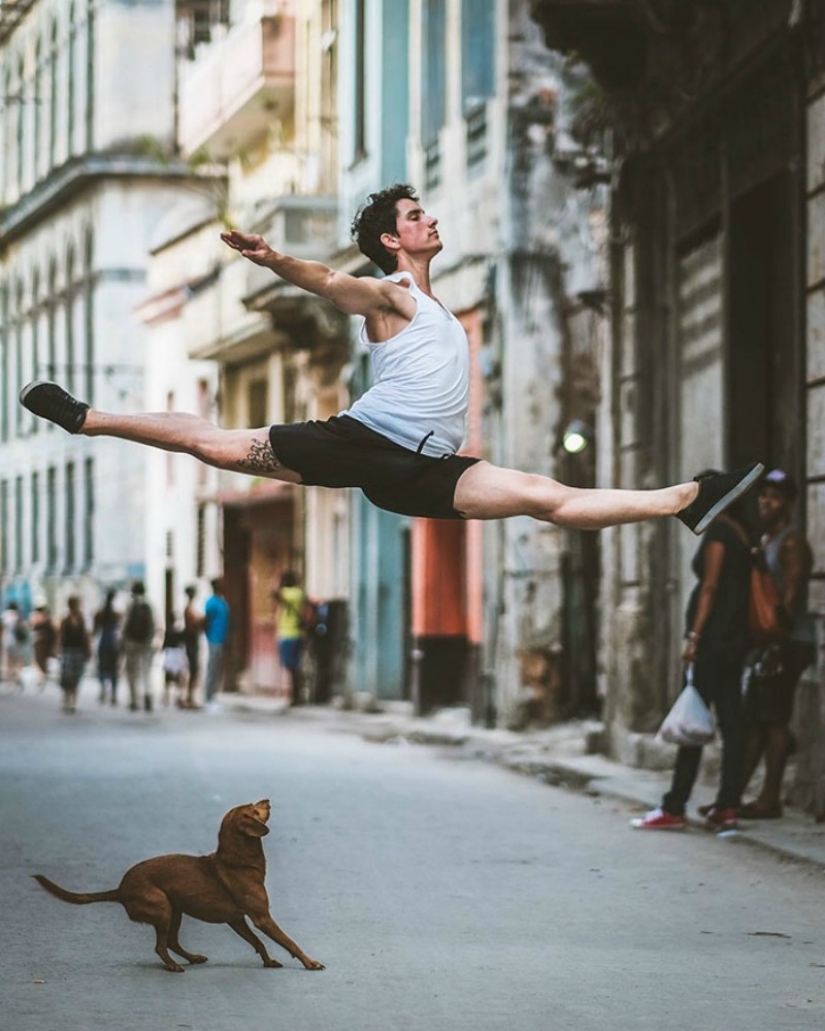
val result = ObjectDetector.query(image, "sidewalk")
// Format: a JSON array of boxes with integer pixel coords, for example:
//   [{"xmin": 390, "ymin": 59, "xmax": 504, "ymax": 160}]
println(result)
[{"xmin": 219, "ymin": 691, "xmax": 825, "ymax": 870}]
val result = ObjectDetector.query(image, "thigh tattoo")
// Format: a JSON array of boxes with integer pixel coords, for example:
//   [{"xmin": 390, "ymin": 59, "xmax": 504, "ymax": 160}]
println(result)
[{"xmin": 237, "ymin": 436, "xmax": 286, "ymax": 475}]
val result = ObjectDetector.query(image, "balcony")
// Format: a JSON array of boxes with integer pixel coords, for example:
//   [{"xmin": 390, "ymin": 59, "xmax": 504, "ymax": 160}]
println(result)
[
  {"xmin": 179, "ymin": 10, "xmax": 296, "ymax": 161},
  {"xmin": 243, "ymin": 194, "xmax": 339, "ymax": 307},
  {"xmin": 184, "ymin": 259, "xmax": 271, "ymax": 362}
]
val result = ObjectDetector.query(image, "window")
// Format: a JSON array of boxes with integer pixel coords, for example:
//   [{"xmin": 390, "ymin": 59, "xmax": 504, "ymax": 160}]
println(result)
[
  {"xmin": 49, "ymin": 21, "xmax": 58, "ymax": 169},
  {"xmin": 461, "ymin": 0, "xmax": 495, "ymax": 112},
  {"xmin": 0, "ymin": 480, "xmax": 7, "ymax": 574},
  {"xmin": 31, "ymin": 270, "xmax": 39, "ymax": 434},
  {"xmin": 85, "ymin": 0, "xmax": 95, "ymax": 149},
  {"xmin": 31, "ymin": 471, "xmax": 40, "ymax": 564},
  {"xmin": 353, "ymin": 0, "xmax": 366, "ymax": 161},
  {"xmin": 47, "ymin": 466, "xmax": 57, "ymax": 571},
  {"xmin": 33, "ymin": 39, "xmax": 42, "ymax": 181},
  {"xmin": 84, "ymin": 229, "xmax": 94, "ymax": 402},
  {"xmin": 0, "ymin": 282, "xmax": 7, "ymax": 442},
  {"xmin": 461, "ymin": 0, "xmax": 495, "ymax": 172},
  {"xmin": 66, "ymin": 245, "xmax": 75, "ymax": 393},
  {"xmin": 83, "ymin": 458, "xmax": 93, "ymax": 568},
  {"xmin": 47, "ymin": 260, "xmax": 57, "ymax": 383},
  {"xmin": 14, "ymin": 281, "xmax": 23, "ymax": 437},
  {"xmin": 68, "ymin": 5, "xmax": 76, "ymax": 156},
  {"xmin": 16, "ymin": 56, "xmax": 24, "ymax": 191},
  {"xmin": 65, "ymin": 461, "xmax": 75, "ymax": 572},
  {"xmin": 1, "ymin": 69, "xmax": 11, "ymax": 199},
  {"xmin": 14, "ymin": 475, "xmax": 23, "ymax": 571},
  {"xmin": 320, "ymin": 0, "xmax": 338, "ymax": 189},
  {"xmin": 177, "ymin": 0, "xmax": 231, "ymax": 55},
  {"xmin": 422, "ymin": 0, "xmax": 446, "ymax": 188},
  {"xmin": 380, "ymin": 0, "xmax": 409, "ymax": 185},
  {"xmin": 196, "ymin": 502, "xmax": 206, "ymax": 578}
]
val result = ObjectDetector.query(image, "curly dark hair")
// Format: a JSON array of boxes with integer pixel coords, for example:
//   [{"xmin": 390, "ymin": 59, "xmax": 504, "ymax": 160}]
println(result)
[{"xmin": 351, "ymin": 183, "xmax": 419, "ymax": 274}]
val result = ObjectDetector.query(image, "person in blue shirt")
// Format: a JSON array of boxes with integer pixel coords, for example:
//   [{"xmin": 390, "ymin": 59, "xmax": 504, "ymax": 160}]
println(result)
[{"xmin": 203, "ymin": 578, "xmax": 230, "ymax": 712}]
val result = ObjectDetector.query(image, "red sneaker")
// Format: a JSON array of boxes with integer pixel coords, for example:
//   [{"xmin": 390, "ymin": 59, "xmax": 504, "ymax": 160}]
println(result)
[
  {"xmin": 704, "ymin": 806, "xmax": 739, "ymax": 831},
  {"xmin": 630, "ymin": 807, "xmax": 687, "ymax": 830}
]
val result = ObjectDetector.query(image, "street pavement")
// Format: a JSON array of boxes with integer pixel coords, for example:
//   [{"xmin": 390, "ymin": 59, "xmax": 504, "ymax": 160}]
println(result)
[
  {"xmin": 225, "ymin": 691, "xmax": 825, "ymax": 870},
  {"xmin": 2, "ymin": 681, "xmax": 825, "ymax": 1031}
]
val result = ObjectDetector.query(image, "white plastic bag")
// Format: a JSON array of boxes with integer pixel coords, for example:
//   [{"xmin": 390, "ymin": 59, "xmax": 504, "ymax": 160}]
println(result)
[{"xmin": 656, "ymin": 665, "xmax": 715, "ymax": 746}]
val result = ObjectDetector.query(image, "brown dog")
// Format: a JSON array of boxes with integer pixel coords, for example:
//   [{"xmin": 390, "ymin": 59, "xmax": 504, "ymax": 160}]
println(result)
[{"xmin": 34, "ymin": 799, "xmax": 324, "ymax": 973}]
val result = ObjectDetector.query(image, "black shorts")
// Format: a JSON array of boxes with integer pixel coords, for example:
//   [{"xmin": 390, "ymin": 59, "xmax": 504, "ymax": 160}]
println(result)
[{"xmin": 268, "ymin": 416, "xmax": 480, "ymax": 519}]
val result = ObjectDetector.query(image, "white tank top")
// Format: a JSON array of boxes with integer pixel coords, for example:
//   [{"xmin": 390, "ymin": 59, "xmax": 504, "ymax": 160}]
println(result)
[{"xmin": 341, "ymin": 272, "xmax": 470, "ymax": 457}]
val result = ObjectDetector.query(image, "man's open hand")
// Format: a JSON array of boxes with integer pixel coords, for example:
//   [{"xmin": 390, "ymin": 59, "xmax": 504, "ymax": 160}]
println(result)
[{"xmin": 220, "ymin": 230, "xmax": 274, "ymax": 266}]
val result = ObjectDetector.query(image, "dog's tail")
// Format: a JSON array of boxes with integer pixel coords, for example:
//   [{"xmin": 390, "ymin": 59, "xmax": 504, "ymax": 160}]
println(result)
[{"xmin": 33, "ymin": 874, "xmax": 121, "ymax": 905}]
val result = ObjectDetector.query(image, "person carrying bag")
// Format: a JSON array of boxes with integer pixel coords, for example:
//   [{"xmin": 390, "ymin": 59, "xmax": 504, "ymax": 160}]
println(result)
[{"xmin": 632, "ymin": 487, "xmax": 753, "ymax": 832}]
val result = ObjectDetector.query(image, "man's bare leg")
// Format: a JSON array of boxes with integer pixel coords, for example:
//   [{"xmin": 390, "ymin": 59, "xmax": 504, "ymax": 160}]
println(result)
[
  {"xmin": 82, "ymin": 410, "xmax": 302, "ymax": 482},
  {"xmin": 453, "ymin": 461, "xmax": 697, "ymax": 529}
]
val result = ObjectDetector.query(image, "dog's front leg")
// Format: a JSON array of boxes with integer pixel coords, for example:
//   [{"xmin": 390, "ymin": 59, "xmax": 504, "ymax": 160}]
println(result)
[
  {"xmin": 251, "ymin": 913, "xmax": 325, "ymax": 970},
  {"xmin": 228, "ymin": 918, "xmax": 283, "ymax": 968}
]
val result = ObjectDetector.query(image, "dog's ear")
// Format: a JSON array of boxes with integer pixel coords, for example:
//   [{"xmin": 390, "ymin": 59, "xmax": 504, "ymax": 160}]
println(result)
[{"xmin": 239, "ymin": 806, "xmax": 270, "ymax": 838}]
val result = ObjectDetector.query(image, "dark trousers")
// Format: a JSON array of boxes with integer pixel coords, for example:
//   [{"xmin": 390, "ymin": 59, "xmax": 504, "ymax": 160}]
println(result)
[{"xmin": 663, "ymin": 652, "xmax": 745, "ymax": 816}]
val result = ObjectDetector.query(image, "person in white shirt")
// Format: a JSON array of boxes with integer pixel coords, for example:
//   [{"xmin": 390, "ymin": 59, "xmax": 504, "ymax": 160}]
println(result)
[{"xmin": 21, "ymin": 184, "xmax": 761, "ymax": 532}]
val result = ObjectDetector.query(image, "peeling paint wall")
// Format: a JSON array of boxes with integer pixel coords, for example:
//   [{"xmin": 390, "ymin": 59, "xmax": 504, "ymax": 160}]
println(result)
[{"xmin": 487, "ymin": 2, "xmax": 608, "ymax": 727}]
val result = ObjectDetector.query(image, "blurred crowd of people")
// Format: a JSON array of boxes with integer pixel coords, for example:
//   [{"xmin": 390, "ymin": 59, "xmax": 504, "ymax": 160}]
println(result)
[
  {"xmin": 0, "ymin": 579, "xmax": 230, "ymax": 716},
  {"xmin": 2, "ymin": 569, "xmax": 320, "ymax": 715}
]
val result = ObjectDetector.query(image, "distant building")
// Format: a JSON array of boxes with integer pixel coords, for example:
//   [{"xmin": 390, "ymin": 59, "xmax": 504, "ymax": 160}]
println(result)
[{"xmin": 0, "ymin": 0, "xmax": 200, "ymax": 616}]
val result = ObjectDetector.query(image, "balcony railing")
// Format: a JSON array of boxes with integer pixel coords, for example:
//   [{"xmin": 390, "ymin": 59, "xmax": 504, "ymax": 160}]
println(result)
[
  {"xmin": 243, "ymin": 194, "xmax": 339, "ymax": 304},
  {"xmin": 179, "ymin": 11, "xmax": 296, "ymax": 160}
]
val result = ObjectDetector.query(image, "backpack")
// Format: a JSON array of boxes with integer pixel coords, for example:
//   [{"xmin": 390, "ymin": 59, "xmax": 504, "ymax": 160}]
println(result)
[{"xmin": 124, "ymin": 600, "xmax": 154, "ymax": 643}]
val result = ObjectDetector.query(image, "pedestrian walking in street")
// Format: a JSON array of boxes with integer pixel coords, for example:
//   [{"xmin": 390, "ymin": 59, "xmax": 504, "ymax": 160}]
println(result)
[
  {"xmin": 182, "ymin": 585, "xmax": 203, "ymax": 709},
  {"xmin": 20, "ymin": 184, "xmax": 761, "ymax": 535},
  {"xmin": 121, "ymin": 581, "xmax": 156, "ymax": 713},
  {"xmin": 203, "ymin": 578, "xmax": 230, "ymax": 713},
  {"xmin": 740, "ymin": 470, "xmax": 815, "ymax": 819},
  {"xmin": 93, "ymin": 589, "xmax": 121, "ymax": 706},
  {"xmin": 57, "ymin": 596, "xmax": 91, "ymax": 714},
  {"xmin": 273, "ymin": 572, "xmax": 307, "ymax": 705},
  {"xmin": 632, "ymin": 493, "xmax": 753, "ymax": 832},
  {"xmin": 30, "ymin": 600, "xmax": 57, "ymax": 690},
  {"xmin": 2, "ymin": 601, "xmax": 28, "ymax": 688},
  {"xmin": 161, "ymin": 615, "xmax": 189, "ymax": 708}
]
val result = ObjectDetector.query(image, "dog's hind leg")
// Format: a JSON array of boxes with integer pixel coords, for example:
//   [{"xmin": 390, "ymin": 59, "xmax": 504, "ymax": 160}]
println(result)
[
  {"xmin": 167, "ymin": 908, "xmax": 207, "ymax": 965},
  {"xmin": 250, "ymin": 913, "xmax": 325, "ymax": 970},
  {"xmin": 124, "ymin": 891, "xmax": 185, "ymax": 972},
  {"xmin": 227, "ymin": 918, "xmax": 282, "ymax": 968}
]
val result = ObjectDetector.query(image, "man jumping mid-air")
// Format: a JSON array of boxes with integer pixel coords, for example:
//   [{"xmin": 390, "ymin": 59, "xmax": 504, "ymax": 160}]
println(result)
[{"xmin": 21, "ymin": 183, "xmax": 762, "ymax": 531}]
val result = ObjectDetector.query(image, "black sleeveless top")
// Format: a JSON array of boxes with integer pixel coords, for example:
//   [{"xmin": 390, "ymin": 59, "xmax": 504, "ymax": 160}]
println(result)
[{"xmin": 685, "ymin": 518, "xmax": 751, "ymax": 660}]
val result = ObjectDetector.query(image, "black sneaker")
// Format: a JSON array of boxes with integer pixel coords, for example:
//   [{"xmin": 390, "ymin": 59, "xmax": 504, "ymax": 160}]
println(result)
[
  {"xmin": 20, "ymin": 381, "xmax": 89, "ymax": 433},
  {"xmin": 677, "ymin": 461, "xmax": 765, "ymax": 535}
]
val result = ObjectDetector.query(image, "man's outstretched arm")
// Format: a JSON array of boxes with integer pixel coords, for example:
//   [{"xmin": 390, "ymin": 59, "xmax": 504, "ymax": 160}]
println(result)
[{"xmin": 221, "ymin": 230, "xmax": 406, "ymax": 318}]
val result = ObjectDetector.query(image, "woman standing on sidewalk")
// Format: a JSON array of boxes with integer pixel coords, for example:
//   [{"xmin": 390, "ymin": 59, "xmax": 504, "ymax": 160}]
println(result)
[
  {"xmin": 58, "ymin": 596, "xmax": 91, "ymax": 714},
  {"xmin": 632, "ymin": 493, "xmax": 753, "ymax": 832}
]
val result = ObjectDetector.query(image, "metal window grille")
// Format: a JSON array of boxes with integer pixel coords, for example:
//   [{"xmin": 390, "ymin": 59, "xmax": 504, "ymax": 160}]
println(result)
[{"xmin": 465, "ymin": 101, "xmax": 487, "ymax": 175}]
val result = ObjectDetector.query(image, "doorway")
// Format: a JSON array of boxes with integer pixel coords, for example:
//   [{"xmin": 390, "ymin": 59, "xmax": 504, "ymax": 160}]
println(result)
[{"xmin": 727, "ymin": 173, "xmax": 801, "ymax": 482}]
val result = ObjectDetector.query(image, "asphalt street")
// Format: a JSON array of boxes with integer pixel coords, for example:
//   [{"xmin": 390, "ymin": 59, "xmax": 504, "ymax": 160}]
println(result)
[{"xmin": 2, "ymin": 685, "xmax": 825, "ymax": 1031}]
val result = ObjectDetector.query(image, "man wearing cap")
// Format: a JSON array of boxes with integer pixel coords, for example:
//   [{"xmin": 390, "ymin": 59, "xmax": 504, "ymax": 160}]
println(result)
[{"xmin": 741, "ymin": 469, "xmax": 815, "ymax": 819}]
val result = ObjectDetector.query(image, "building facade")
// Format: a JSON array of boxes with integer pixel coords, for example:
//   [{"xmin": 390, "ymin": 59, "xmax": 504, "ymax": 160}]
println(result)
[
  {"xmin": 0, "ymin": 0, "xmax": 199, "ymax": 622},
  {"xmin": 530, "ymin": 0, "xmax": 825, "ymax": 803}
]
